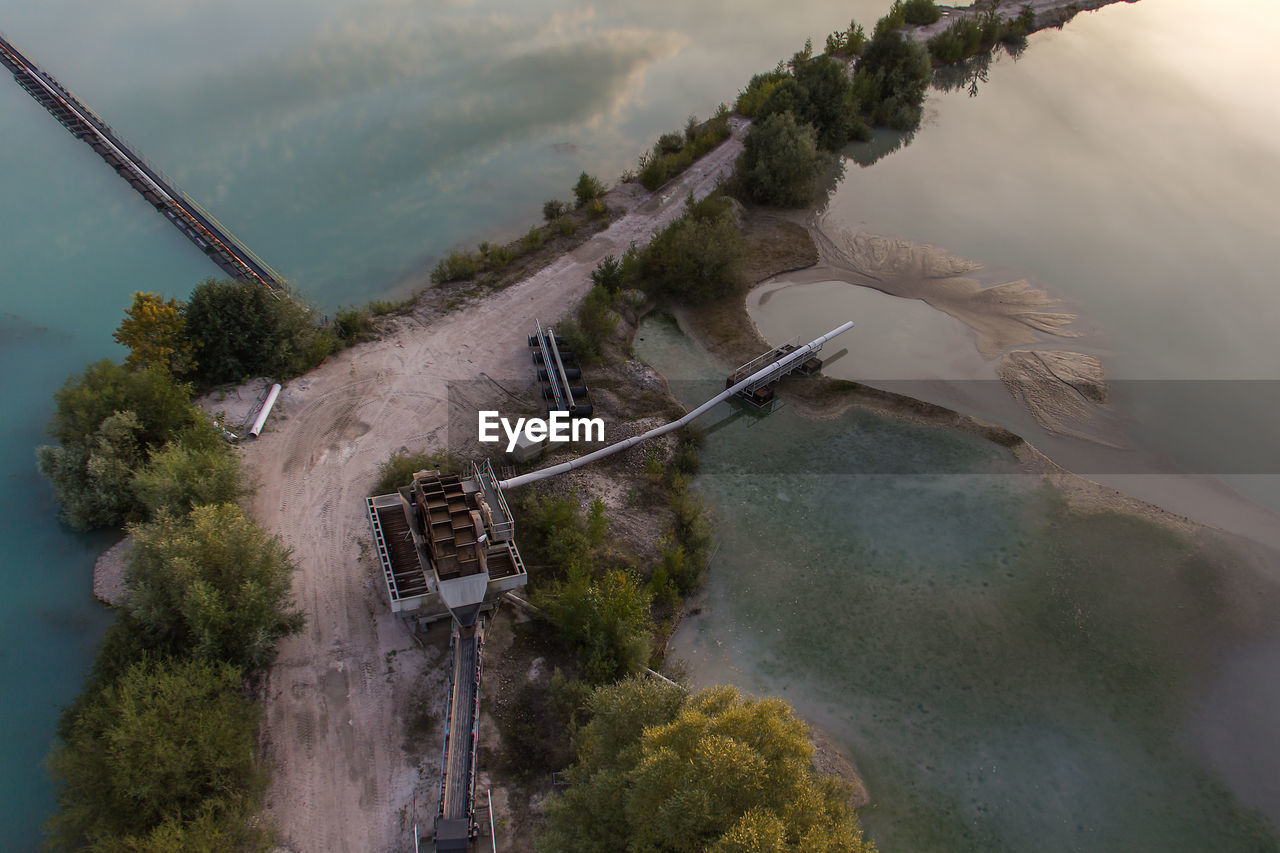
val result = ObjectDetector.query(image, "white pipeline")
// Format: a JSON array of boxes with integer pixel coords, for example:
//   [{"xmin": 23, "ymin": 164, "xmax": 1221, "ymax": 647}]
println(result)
[
  {"xmin": 249, "ymin": 383, "xmax": 282, "ymax": 437},
  {"xmin": 497, "ymin": 321, "xmax": 853, "ymax": 490}
]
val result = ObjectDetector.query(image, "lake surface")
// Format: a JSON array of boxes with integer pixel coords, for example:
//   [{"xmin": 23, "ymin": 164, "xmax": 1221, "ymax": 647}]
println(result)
[
  {"xmin": 0, "ymin": 0, "xmax": 882, "ymax": 845},
  {"xmin": 4, "ymin": 0, "xmax": 1278, "ymax": 848},
  {"xmin": 640, "ymin": 314, "xmax": 1280, "ymax": 851}
]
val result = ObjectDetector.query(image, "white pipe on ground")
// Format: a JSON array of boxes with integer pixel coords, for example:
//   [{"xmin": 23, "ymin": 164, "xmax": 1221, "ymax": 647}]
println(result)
[
  {"xmin": 497, "ymin": 321, "xmax": 853, "ymax": 490},
  {"xmin": 249, "ymin": 383, "xmax": 282, "ymax": 437}
]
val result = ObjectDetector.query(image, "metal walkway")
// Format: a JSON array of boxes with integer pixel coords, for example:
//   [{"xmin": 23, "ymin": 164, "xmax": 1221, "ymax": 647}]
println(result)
[
  {"xmin": 435, "ymin": 627, "xmax": 483, "ymax": 851},
  {"xmin": 0, "ymin": 33, "xmax": 283, "ymax": 289}
]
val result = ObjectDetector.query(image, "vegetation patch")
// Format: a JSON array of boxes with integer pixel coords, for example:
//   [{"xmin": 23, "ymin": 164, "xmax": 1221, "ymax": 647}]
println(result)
[{"xmin": 537, "ymin": 677, "xmax": 875, "ymax": 852}]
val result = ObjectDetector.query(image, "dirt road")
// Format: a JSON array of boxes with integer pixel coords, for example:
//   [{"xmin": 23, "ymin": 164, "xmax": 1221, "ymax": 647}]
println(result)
[{"xmin": 243, "ymin": 120, "xmax": 746, "ymax": 853}]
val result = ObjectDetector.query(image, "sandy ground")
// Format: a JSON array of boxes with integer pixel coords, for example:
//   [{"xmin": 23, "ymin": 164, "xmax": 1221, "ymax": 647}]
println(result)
[{"xmin": 238, "ymin": 120, "xmax": 746, "ymax": 853}]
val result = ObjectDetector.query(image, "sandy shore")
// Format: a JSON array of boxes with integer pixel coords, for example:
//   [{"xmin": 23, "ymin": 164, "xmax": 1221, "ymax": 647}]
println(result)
[{"xmin": 239, "ymin": 121, "xmax": 746, "ymax": 853}]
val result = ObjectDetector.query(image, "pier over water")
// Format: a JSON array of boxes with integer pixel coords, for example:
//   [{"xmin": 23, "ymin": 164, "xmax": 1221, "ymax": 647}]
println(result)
[{"xmin": 0, "ymin": 33, "xmax": 283, "ymax": 289}]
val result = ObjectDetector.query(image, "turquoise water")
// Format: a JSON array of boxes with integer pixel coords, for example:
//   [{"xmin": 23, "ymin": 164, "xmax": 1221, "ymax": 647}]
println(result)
[
  {"xmin": 640, "ymin": 315, "xmax": 1280, "ymax": 851},
  {"xmin": 0, "ymin": 0, "xmax": 883, "ymax": 846}
]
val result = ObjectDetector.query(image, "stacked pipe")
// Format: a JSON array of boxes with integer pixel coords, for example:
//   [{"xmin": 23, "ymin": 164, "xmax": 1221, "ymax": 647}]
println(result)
[{"xmin": 528, "ymin": 320, "xmax": 593, "ymax": 418}]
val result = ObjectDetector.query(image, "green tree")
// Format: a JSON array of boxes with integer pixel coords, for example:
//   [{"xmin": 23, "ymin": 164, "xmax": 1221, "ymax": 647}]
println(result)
[
  {"xmin": 46, "ymin": 360, "xmax": 195, "ymax": 449},
  {"xmin": 113, "ymin": 292, "xmax": 193, "ymax": 374},
  {"xmin": 539, "ymin": 568, "xmax": 652, "ymax": 683},
  {"xmin": 133, "ymin": 439, "xmax": 246, "ymax": 518},
  {"xmin": 574, "ymin": 172, "xmax": 606, "ymax": 208},
  {"xmin": 184, "ymin": 278, "xmax": 334, "ymax": 386},
  {"xmin": 792, "ymin": 54, "xmax": 868, "ymax": 149},
  {"xmin": 37, "ymin": 411, "xmax": 146, "ymax": 530},
  {"xmin": 125, "ymin": 503, "xmax": 303, "ymax": 671},
  {"xmin": 740, "ymin": 112, "xmax": 831, "ymax": 207},
  {"xmin": 539, "ymin": 679, "xmax": 873, "ymax": 852},
  {"xmin": 640, "ymin": 193, "xmax": 745, "ymax": 304},
  {"xmin": 590, "ymin": 255, "xmax": 627, "ymax": 294},
  {"xmin": 854, "ymin": 28, "xmax": 933, "ymax": 130},
  {"xmin": 902, "ymin": 0, "xmax": 942, "ymax": 26},
  {"xmin": 46, "ymin": 658, "xmax": 267, "ymax": 851}
]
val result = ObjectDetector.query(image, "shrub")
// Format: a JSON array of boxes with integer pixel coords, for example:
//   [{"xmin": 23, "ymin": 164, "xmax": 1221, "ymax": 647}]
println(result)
[
  {"xmin": 538, "ymin": 679, "xmax": 872, "ymax": 852},
  {"xmin": 133, "ymin": 439, "xmax": 245, "ymax": 518},
  {"xmin": 543, "ymin": 199, "xmax": 567, "ymax": 221},
  {"xmin": 573, "ymin": 286, "xmax": 618, "ymax": 364},
  {"xmin": 333, "ymin": 306, "xmax": 374, "ymax": 344},
  {"xmin": 520, "ymin": 224, "xmax": 547, "ymax": 251},
  {"xmin": 184, "ymin": 278, "xmax": 333, "ymax": 385},
  {"xmin": 518, "ymin": 491, "xmax": 594, "ymax": 578},
  {"xmin": 37, "ymin": 411, "xmax": 146, "ymax": 530},
  {"xmin": 36, "ymin": 362, "xmax": 199, "ymax": 530},
  {"xmin": 125, "ymin": 503, "xmax": 303, "ymax": 671},
  {"xmin": 640, "ymin": 193, "xmax": 744, "ymax": 304},
  {"xmin": 556, "ymin": 217, "xmax": 579, "ymax": 237},
  {"xmin": 113, "ymin": 292, "xmax": 192, "ymax": 375},
  {"xmin": 573, "ymin": 172, "xmax": 606, "ymax": 208},
  {"xmin": 539, "ymin": 567, "xmax": 652, "ymax": 683},
  {"xmin": 590, "ymin": 255, "xmax": 627, "ymax": 294},
  {"xmin": 874, "ymin": 0, "xmax": 908, "ymax": 37},
  {"xmin": 371, "ymin": 449, "xmax": 461, "ymax": 496},
  {"xmin": 855, "ymin": 28, "xmax": 932, "ymax": 129},
  {"xmin": 826, "ymin": 19, "xmax": 869, "ymax": 57},
  {"xmin": 735, "ymin": 69, "xmax": 788, "ymax": 117},
  {"xmin": 46, "ymin": 360, "xmax": 195, "ymax": 450},
  {"xmin": 740, "ymin": 112, "xmax": 831, "ymax": 207},
  {"xmin": 430, "ymin": 249, "xmax": 483, "ymax": 284},
  {"xmin": 46, "ymin": 658, "xmax": 267, "ymax": 851},
  {"xmin": 903, "ymin": 0, "xmax": 942, "ymax": 26},
  {"xmin": 483, "ymin": 244, "xmax": 515, "ymax": 271}
]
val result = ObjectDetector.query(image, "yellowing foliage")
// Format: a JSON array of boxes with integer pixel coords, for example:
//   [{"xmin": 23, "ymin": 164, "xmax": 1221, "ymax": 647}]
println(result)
[{"xmin": 113, "ymin": 291, "xmax": 192, "ymax": 374}]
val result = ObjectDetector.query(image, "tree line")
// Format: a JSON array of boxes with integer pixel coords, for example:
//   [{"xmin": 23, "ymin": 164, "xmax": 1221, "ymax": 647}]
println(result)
[{"xmin": 38, "ymin": 285, "xmax": 305, "ymax": 849}]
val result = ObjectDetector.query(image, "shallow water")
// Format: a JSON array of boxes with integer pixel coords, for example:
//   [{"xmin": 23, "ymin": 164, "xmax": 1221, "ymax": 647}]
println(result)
[{"xmin": 640, "ymin": 314, "xmax": 1280, "ymax": 851}]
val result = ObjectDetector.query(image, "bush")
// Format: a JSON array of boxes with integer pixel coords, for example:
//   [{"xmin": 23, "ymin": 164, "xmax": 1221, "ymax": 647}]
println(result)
[
  {"xmin": 46, "ymin": 360, "xmax": 195, "ymax": 449},
  {"xmin": 826, "ymin": 19, "xmax": 868, "ymax": 57},
  {"xmin": 37, "ymin": 411, "xmax": 146, "ymax": 530},
  {"xmin": 483, "ymin": 243, "xmax": 515, "ymax": 271},
  {"xmin": 927, "ymin": 15, "xmax": 1000, "ymax": 63},
  {"xmin": 538, "ymin": 679, "xmax": 872, "ymax": 852},
  {"xmin": 371, "ymin": 449, "xmax": 462, "ymax": 496},
  {"xmin": 539, "ymin": 568, "xmax": 652, "ymax": 683},
  {"xmin": 873, "ymin": 0, "xmax": 907, "ymax": 37},
  {"xmin": 740, "ymin": 112, "xmax": 831, "ymax": 207},
  {"xmin": 756, "ymin": 56, "xmax": 869, "ymax": 151},
  {"xmin": 903, "ymin": 0, "xmax": 942, "ymax": 26},
  {"xmin": 576, "ymin": 286, "xmax": 618, "ymax": 364},
  {"xmin": 854, "ymin": 28, "xmax": 932, "ymax": 130},
  {"xmin": 520, "ymin": 224, "xmax": 547, "ymax": 251},
  {"xmin": 36, "ymin": 361, "xmax": 198, "ymax": 530},
  {"xmin": 125, "ymin": 504, "xmax": 303, "ymax": 671},
  {"xmin": 590, "ymin": 255, "xmax": 627, "ymax": 294},
  {"xmin": 735, "ymin": 69, "xmax": 788, "ymax": 117},
  {"xmin": 640, "ymin": 193, "xmax": 745, "ymax": 304},
  {"xmin": 573, "ymin": 172, "xmax": 606, "ymax": 208},
  {"xmin": 113, "ymin": 291, "xmax": 192, "ymax": 375},
  {"xmin": 46, "ymin": 657, "xmax": 267, "ymax": 852},
  {"xmin": 430, "ymin": 249, "xmax": 483, "ymax": 284},
  {"xmin": 133, "ymin": 439, "xmax": 245, "ymax": 518},
  {"xmin": 333, "ymin": 306, "xmax": 374, "ymax": 344},
  {"xmin": 516, "ymin": 490, "xmax": 593, "ymax": 578},
  {"xmin": 184, "ymin": 278, "xmax": 334, "ymax": 385},
  {"xmin": 543, "ymin": 199, "xmax": 567, "ymax": 222}
]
